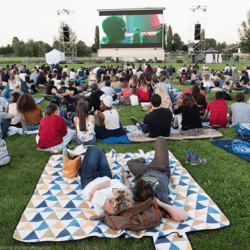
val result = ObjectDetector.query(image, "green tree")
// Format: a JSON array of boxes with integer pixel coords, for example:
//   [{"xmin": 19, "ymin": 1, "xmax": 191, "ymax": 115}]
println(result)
[
  {"xmin": 77, "ymin": 40, "xmax": 91, "ymax": 57},
  {"xmin": 239, "ymin": 9, "xmax": 250, "ymax": 52},
  {"xmin": 94, "ymin": 26, "xmax": 100, "ymax": 51},
  {"xmin": 172, "ymin": 33, "xmax": 183, "ymax": 51},
  {"xmin": 166, "ymin": 25, "xmax": 173, "ymax": 52},
  {"xmin": 205, "ymin": 38, "xmax": 217, "ymax": 50}
]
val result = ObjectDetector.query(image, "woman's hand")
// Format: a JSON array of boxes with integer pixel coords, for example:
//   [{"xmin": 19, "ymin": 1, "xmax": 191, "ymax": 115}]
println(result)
[{"xmin": 88, "ymin": 186, "xmax": 97, "ymax": 201}]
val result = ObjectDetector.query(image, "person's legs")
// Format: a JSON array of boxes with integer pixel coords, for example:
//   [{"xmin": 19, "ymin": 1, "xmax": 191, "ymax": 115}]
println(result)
[
  {"xmin": 1, "ymin": 89, "xmax": 11, "ymax": 103},
  {"xmin": 76, "ymin": 135, "xmax": 97, "ymax": 145},
  {"xmin": 128, "ymin": 136, "xmax": 170, "ymax": 178},
  {"xmin": 26, "ymin": 124, "xmax": 39, "ymax": 131},
  {"xmin": 205, "ymin": 86, "xmax": 210, "ymax": 94},
  {"xmin": 172, "ymin": 114, "xmax": 182, "ymax": 129},
  {"xmin": 1, "ymin": 119, "xmax": 11, "ymax": 139},
  {"xmin": 78, "ymin": 146, "xmax": 112, "ymax": 188}
]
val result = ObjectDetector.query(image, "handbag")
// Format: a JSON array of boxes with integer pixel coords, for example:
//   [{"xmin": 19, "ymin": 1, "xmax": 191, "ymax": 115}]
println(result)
[
  {"xmin": 62, "ymin": 149, "xmax": 81, "ymax": 179},
  {"xmin": 90, "ymin": 198, "xmax": 162, "ymax": 232},
  {"xmin": 0, "ymin": 139, "xmax": 10, "ymax": 166}
]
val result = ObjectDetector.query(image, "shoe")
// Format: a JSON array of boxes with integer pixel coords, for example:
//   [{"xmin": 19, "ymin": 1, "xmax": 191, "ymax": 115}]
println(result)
[
  {"xmin": 131, "ymin": 117, "xmax": 141, "ymax": 127},
  {"xmin": 190, "ymin": 153, "xmax": 207, "ymax": 166},
  {"xmin": 185, "ymin": 151, "xmax": 191, "ymax": 163}
]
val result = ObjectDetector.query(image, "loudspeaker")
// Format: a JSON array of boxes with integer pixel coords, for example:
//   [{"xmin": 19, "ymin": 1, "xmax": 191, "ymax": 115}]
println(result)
[
  {"xmin": 194, "ymin": 24, "xmax": 201, "ymax": 40},
  {"xmin": 63, "ymin": 26, "xmax": 70, "ymax": 42}
]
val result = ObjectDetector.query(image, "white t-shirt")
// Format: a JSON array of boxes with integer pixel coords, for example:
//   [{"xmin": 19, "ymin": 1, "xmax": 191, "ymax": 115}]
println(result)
[
  {"xmin": 224, "ymin": 66, "xmax": 230, "ymax": 71},
  {"xmin": 0, "ymin": 97, "xmax": 9, "ymax": 111},
  {"xmin": 231, "ymin": 66, "xmax": 236, "ymax": 72},
  {"xmin": 76, "ymin": 117, "xmax": 95, "ymax": 142},
  {"xmin": 203, "ymin": 81, "xmax": 213, "ymax": 88},
  {"xmin": 101, "ymin": 87, "xmax": 115, "ymax": 96},
  {"xmin": 132, "ymin": 69, "xmax": 137, "ymax": 75},
  {"xmin": 19, "ymin": 73, "xmax": 27, "ymax": 82},
  {"xmin": 81, "ymin": 176, "xmax": 126, "ymax": 216},
  {"xmin": 246, "ymin": 70, "xmax": 250, "ymax": 78},
  {"xmin": 103, "ymin": 109, "xmax": 120, "ymax": 130},
  {"xmin": 231, "ymin": 102, "xmax": 250, "ymax": 124},
  {"xmin": 8, "ymin": 103, "xmax": 21, "ymax": 125},
  {"xmin": 70, "ymin": 71, "xmax": 77, "ymax": 79}
]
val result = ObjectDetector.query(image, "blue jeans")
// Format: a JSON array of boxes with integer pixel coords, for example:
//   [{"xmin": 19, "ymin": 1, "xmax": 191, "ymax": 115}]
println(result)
[
  {"xmin": 76, "ymin": 135, "xmax": 97, "ymax": 145},
  {"xmin": 242, "ymin": 87, "xmax": 250, "ymax": 94},
  {"xmin": 2, "ymin": 89, "xmax": 12, "ymax": 103},
  {"xmin": 94, "ymin": 123, "xmax": 125, "ymax": 139},
  {"xmin": 59, "ymin": 107, "xmax": 73, "ymax": 127},
  {"xmin": 1, "ymin": 119, "xmax": 11, "ymax": 139},
  {"xmin": 205, "ymin": 86, "xmax": 210, "ymax": 94},
  {"xmin": 78, "ymin": 146, "xmax": 112, "ymax": 188},
  {"xmin": 26, "ymin": 124, "xmax": 39, "ymax": 131}
]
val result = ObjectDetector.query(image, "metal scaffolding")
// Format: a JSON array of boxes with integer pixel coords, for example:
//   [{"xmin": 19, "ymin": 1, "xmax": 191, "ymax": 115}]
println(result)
[
  {"xmin": 57, "ymin": 9, "xmax": 77, "ymax": 62},
  {"xmin": 188, "ymin": 6, "xmax": 207, "ymax": 63}
]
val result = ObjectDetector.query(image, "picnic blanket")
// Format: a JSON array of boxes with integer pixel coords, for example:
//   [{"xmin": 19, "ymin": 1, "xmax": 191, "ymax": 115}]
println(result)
[
  {"xmin": 13, "ymin": 149, "xmax": 229, "ymax": 249},
  {"xmin": 236, "ymin": 123, "xmax": 250, "ymax": 134},
  {"xmin": 127, "ymin": 128, "xmax": 223, "ymax": 142},
  {"xmin": 101, "ymin": 135, "xmax": 132, "ymax": 144},
  {"xmin": 7, "ymin": 126, "xmax": 38, "ymax": 136},
  {"xmin": 212, "ymin": 139, "xmax": 250, "ymax": 162},
  {"xmin": 35, "ymin": 98, "xmax": 44, "ymax": 104}
]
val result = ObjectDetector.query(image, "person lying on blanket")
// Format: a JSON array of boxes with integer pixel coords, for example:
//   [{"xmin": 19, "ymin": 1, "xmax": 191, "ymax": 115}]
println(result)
[
  {"xmin": 79, "ymin": 145, "xmax": 133, "ymax": 216},
  {"xmin": 123, "ymin": 136, "xmax": 188, "ymax": 222},
  {"xmin": 130, "ymin": 94, "xmax": 172, "ymax": 138}
]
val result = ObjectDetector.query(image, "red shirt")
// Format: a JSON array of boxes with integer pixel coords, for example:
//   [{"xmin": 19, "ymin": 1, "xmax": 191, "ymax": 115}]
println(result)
[
  {"xmin": 136, "ymin": 87, "xmax": 150, "ymax": 102},
  {"xmin": 177, "ymin": 89, "xmax": 206, "ymax": 101},
  {"xmin": 206, "ymin": 99, "xmax": 228, "ymax": 126},
  {"xmin": 38, "ymin": 115, "xmax": 67, "ymax": 149}
]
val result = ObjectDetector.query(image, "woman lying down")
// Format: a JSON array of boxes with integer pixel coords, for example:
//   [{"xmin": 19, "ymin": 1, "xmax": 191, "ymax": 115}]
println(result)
[{"xmin": 79, "ymin": 137, "xmax": 188, "ymax": 222}]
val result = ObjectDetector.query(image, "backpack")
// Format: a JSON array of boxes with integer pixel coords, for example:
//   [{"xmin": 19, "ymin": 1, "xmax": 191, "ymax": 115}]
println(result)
[
  {"xmin": 239, "ymin": 131, "xmax": 250, "ymax": 142},
  {"xmin": 90, "ymin": 198, "xmax": 162, "ymax": 232}
]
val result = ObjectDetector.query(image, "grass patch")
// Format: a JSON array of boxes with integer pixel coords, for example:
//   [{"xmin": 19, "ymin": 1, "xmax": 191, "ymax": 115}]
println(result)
[{"xmin": 1, "ymin": 63, "xmax": 250, "ymax": 249}]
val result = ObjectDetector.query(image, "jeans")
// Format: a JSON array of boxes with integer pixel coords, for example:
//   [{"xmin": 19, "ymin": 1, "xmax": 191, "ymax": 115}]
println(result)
[
  {"xmin": 76, "ymin": 135, "xmax": 97, "ymax": 145},
  {"xmin": 94, "ymin": 123, "xmax": 125, "ymax": 139},
  {"xmin": 242, "ymin": 87, "xmax": 250, "ymax": 94},
  {"xmin": 78, "ymin": 146, "xmax": 112, "ymax": 189},
  {"xmin": 205, "ymin": 86, "xmax": 210, "ymax": 94},
  {"xmin": 59, "ymin": 107, "xmax": 73, "ymax": 127},
  {"xmin": 1, "ymin": 119, "xmax": 11, "ymax": 139},
  {"xmin": 26, "ymin": 124, "xmax": 39, "ymax": 131},
  {"xmin": 140, "ymin": 123, "xmax": 149, "ymax": 134},
  {"xmin": 2, "ymin": 89, "xmax": 12, "ymax": 103}
]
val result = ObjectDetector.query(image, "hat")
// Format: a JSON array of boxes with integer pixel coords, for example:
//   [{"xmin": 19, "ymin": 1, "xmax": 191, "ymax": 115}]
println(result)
[
  {"xmin": 51, "ymin": 96, "xmax": 60, "ymax": 105},
  {"xmin": 100, "ymin": 94, "xmax": 112, "ymax": 108}
]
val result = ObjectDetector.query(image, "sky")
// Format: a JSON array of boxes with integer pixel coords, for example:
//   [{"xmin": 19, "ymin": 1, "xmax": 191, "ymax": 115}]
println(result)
[{"xmin": 1, "ymin": 0, "xmax": 249, "ymax": 47}]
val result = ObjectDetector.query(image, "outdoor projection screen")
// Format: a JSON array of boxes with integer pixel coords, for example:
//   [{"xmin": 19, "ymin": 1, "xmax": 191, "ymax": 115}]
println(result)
[{"xmin": 99, "ymin": 9, "xmax": 164, "ymax": 48}]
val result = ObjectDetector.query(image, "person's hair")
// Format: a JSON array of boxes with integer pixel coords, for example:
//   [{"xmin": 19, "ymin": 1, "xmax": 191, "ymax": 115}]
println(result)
[
  {"xmin": 114, "ymin": 76, "xmax": 120, "ymax": 82},
  {"xmin": 134, "ymin": 179, "xmax": 155, "ymax": 202},
  {"xmin": 17, "ymin": 93, "xmax": 37, "ymax": 114},
  {"xmin": 233, "ymin": 69, "xmax": 238, "ymax": 76},
  {"xmin": 60, "ymin": 80, "xmax": 65, "ymax": 86},
  {"xmin": 68, "ymin": 81, "xmax": 75, "ymax": 87},
  {"xmin": 151, "ymin": 74, "xmax": 158, "ymax": 84},
  {"xmin": 62, "ymin": 72, "xmax": 67, "ymax": 80},
  {"xmin": 121, "ymin": 80, "xmax": 129, "ymax": 88},
  {"xmin": 224, "ymin": 81, "xmax": 230, "ymax": 86},
  {"xmin": 90, "ymin": 83, "xmax": 98, "ymax": 91},
  {"xmin": 9, "ymin": 73, "xmax": 15, "ymax": 81},
  {"xmin": 82, "ymin": 84, "xmax": 87, "ymax": 91},
  {"xmin": 191, "ymin": 85, "xmax": 200, "ymax": 100},
  {"xmin": 195, "ymin": 93, "xmax": 206, "ymax": 106},
  {"xmin": 47, "ymin": 103, "xmax": 58, "ymax": 116},
  {"xmin": 215, "ymin": 91, "xmax": 224, "ymax": 100},
  {"xmin": 236, "ymin": 92, "xmax": 245, "ymax": 102},
  {"xmin": 160, "ymin": 75, "xmax": 166, "ymax": 82},
  {"xmin": 150, "ymin": 94, "xmax": 161, "ymax": 107},
  {"xmin": 52, "ymin": 73, "xmax": 57, "ymax": 78},
  {"xmin": 216, "ymin": 72, "xmax": 221, "ymax": 78},
  {"xmin": 48, "ymin": 79, "xmax": 54, "ymax": 87},
  {"xmin": 109, "ymin": 188, "xmax": 133, "ymax": 212},
  {"xmin": 75, "ymin": 101, "xmax": 89, "ymax": 132},
  {"xmin": 121, "ymin": 72, "xmax": 126, "ymax": 77},
  {"xmin": 75, "ymin": 74, "xmax": 79, "ymax": 79},
  {"xmin": 233, "ymin": 82, "xmax": 241, "ymax": 89},
  {"xmin": 131, "ymin": 74, "xmax": 139, "ymax": 86},
  {"xmin": 11, "ymin": 92, "xmax": 20, "ymax": 103},
  {"xmin": 204, "ymin": 74, "xmax": 210, "ymax": 81},
  {"xmin": 103, "ymin": 75, "xmax": 110, "ymax": 81},
  {"xmin": 105, "ymin": 79, "xmax": 111, "ymax": 87},
  {"xmin": 181, "ymin": 93, "xmax": 195, "ymax": 107},
  {"xmin": 71, "ymin": 68, "xmax": 74, "ymax": 72},
  {"xmin": 39, "ymin": 72, "xmax": 44, "ymax": 77},
  {"xmin": 214, "ymin": 81, "xmax": 220, "ymax": 87},
  {"xmin": 147, "ymin": 64, "xmax": 152, "ymax": 70}
]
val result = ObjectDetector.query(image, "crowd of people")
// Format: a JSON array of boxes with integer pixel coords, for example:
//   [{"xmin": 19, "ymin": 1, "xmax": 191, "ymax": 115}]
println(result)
[{"xmin": 1, "ymin": 61, "xmax": 250, "ymax": 225}]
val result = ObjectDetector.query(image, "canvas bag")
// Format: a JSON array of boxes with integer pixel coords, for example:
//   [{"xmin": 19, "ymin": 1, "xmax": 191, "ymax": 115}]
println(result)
[
  {"xmin": 90, "ymin": 198, "xmax": 162, "ymax": 232},
  {"xmin": 62, "ymin": 149, "xmax": 81, "ymax": 179},
  {"xmin": 0, "ymin": 139, "xmax": 10, "ymax": 166},
  {"xmin": 130, "ymin": 95, "xmax": 139, "ymax": 106}
]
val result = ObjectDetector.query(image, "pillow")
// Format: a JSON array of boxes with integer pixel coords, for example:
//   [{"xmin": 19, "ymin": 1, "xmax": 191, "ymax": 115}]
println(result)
[{"xmin": 63, "ymin": 151, "xmax": 81, "ymax": 179}]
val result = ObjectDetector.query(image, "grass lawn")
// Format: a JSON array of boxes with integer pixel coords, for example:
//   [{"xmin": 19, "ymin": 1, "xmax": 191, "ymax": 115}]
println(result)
[{"xmin": 0, "ymin": 63, "xmax": 250, "ymax": 250}]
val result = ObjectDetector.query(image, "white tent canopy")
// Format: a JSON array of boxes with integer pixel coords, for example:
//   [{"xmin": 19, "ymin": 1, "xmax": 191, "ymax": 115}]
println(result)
[
  {"xmin": 45, "ymin": 49, "xmax": 65, "ymax": 64},
  {"xmin": 205, "ymin": 47, "xmax": 222, "ymax": 63}
]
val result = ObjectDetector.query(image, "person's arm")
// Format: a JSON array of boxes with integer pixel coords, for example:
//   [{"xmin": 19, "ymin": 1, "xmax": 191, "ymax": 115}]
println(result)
[
  {"xmin": 173, "ymin": 106, "xmax": 183, "ymax": 115},
  {"xmin": 88, "ymin": 180, "xmax": 111, "ymax": 201},
  {"xmin": 122, "ymin": 171, "xmax": 133, "ymax": 188},
  {"xmin": 60, "ymin": 117, "xmax": 67, "ymax": 137},
  {"xmin": 229, "ymin": 108, "xmax": 232, "ymax": 117},
  {"xmin": 94, "ymin": 110, "xmax": 105, "ymax": 128},
  {"xmin": 155, "ymin": 198, "xmax": 188, "ymax": 222},
  {"xmin": 20, "ymin": 113, "xmax": 26, "ymax": 134},
  {"xmin": 102, "ymin": 198, "xmax": 115, "ymax": 214}
]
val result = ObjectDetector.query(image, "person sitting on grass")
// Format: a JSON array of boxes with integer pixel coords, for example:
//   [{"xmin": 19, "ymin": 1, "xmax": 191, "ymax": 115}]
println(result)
[
  {"xmin": 88, "ymin": 83, "xmax": 104, "ymax": 112},
  {"xmin": 8, "ymin": 92, "xmax": 22, "ymax": 128},
  {"xmin": 17, "ymin": 93, "xmax": 43, "ymax": 134},
  {"xmin": 79, "ymin": 145, "xmax": 133, "ymax": 216},
  {"xmin": 36, "ymin": 103, "xmax": 75, "ymax": 153},
  {"xmin": 136, "ymin": 79, "xmax": 150, "ymax": 103},
  {"xmin": 101, "ymin": 80, "xmax": 117, "ymax": 101},
  {"xmin": 74, "ymin": 101, "xmax": 96, "ymax": 145},
  {"xmin": 173, "ymin": 93, "xmax": 203, "ymax": 136},
  {"xmin": 94, "ymin": 94, "xmax": 125, "ymax": 139},
  {"xmin": 119, "ymin": 80, "xmax": 133, "ymax": 104},
  {"xmin": 123, "ymin": 136, "xmax": 188, "ymax": 221},
  {"xmin": 210, "ymin": 80, "xmax": 222, "ymax": 92},
  {"xmin": 202, "ymin": 91, "xmax": 228, "ymax": 127},
  {"xmin": 229, "ymin": 93, "xmax": 250, "ymax": 126},
  {"xmin": 131, "ymin": 94, "xmax": 172, "ymax": 138}
]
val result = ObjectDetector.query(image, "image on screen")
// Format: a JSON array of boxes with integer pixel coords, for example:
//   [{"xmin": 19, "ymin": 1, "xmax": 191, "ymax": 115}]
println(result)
[{"xmin": 99, "ymin": 14, "xmax": 163, "ymax": 48}]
